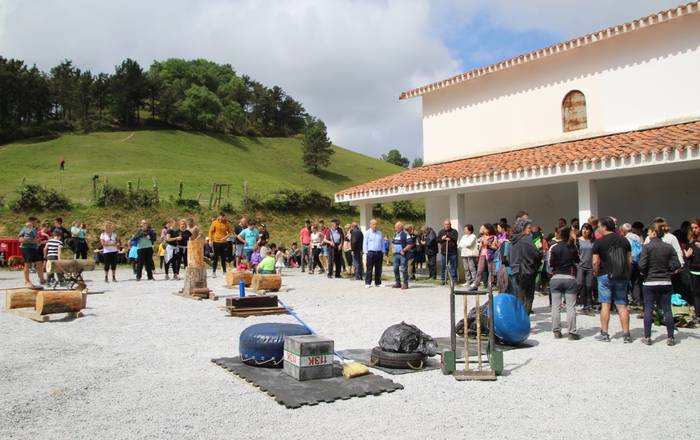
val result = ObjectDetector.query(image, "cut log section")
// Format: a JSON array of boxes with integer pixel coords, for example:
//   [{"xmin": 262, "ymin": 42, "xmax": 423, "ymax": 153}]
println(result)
[
  {"xmin": 5, "ymin": 287, "xmax": 43, "ymax": 310},
  {"xmin": 187, "ymin": 238, "xmax": 205, "ymax": 268},
  {"xmin": 226, "ymin": 271, "xmax": 253, "ymax": 288},
  {"xmin": 35, "ymin": 290, "xmax": 85, "ymax": 315},
  {"xmin": 251, "ymin": 274, "xmax": 282, "ymax": 292}
]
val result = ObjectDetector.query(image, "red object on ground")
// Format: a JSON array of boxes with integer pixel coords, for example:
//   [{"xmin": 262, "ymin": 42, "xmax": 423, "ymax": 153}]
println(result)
[{"xmin": 0, "ymin": 238, "xmax": 21, "ymax": 258}]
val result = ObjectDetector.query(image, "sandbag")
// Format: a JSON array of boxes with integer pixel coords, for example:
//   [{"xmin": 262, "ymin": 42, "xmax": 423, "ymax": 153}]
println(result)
[
  {"xmin": 378, "ymin": 322, "xmax": 438, "ymax": 356},
  {"xmin": 239, "ymin": 323, "xmax": 311, "ymax": 368},
  {"xmin": 491, "ymin": 293, "xmax": 530, "ymax": 345}
]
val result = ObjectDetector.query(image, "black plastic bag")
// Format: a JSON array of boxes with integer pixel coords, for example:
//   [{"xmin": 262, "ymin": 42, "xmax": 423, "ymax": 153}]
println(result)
[
  {"xmin": 378, "ymin": 322, "xmax": 438, "ymax": 356},
  {"xmin": 455, "ymin": 301, "xmax": 490, "ymax": 337}
]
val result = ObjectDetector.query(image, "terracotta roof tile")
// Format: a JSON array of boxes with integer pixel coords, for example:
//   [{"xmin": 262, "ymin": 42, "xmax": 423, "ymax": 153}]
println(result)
[{"xmin": 336, "ymin": 121, "xmax": 700, "ymax": 198}]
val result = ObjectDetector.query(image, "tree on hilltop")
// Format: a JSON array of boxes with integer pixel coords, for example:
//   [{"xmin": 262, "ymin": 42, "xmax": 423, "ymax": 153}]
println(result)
[{"xmin": 382, "ymin": 149, "xmax": 409, "ymax": 168}]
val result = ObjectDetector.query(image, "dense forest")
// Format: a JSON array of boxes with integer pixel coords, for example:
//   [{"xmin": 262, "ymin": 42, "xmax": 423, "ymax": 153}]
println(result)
[{"xmin": 0, "ymin": 57, "xmax": 309, "ymax": 143}]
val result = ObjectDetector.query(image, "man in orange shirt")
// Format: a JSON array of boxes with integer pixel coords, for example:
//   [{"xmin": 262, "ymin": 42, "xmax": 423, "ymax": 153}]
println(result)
[{"xmin": 208, "ymin": 212, "xmax": 232, "ymax": 278}]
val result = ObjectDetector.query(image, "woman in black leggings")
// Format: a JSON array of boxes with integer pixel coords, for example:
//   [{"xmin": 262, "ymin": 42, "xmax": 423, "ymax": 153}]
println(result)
[
  {"xmin": 164, "ymin": 221, "xmax": 182, "ymax": 280},
  {"xmin": 100, "ymin": 222, "xmax": 119, "ymax": 282},
  {"xmin": 576, "ymin": 223, "xmax": 595, "ymax": 315},
  {"xmin": 639, "ymin": 222, "xmax": 681, "ymax": 346},
  {"xmin": 686, "ymin": 218, "xmax": 700, "ymax": 323}
]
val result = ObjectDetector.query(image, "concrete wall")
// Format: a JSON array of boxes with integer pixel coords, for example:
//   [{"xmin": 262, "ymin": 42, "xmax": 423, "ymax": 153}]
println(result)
[
  {"xmin": 422, "ymin": 168, "xmax": 699, "ymax": 234},
  {"xmin": 421, "ymin": 13, "xmax": 700, "ymax": 164}
]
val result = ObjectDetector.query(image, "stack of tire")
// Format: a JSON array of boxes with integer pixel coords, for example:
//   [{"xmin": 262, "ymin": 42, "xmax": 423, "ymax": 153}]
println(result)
[{"xmin": 239, "ymin": 323, "xmax": 311, "ymax": 368}]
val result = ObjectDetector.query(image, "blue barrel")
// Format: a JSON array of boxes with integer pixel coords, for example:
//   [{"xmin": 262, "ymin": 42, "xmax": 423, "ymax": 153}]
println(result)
[
  {"xmin": 491, "ymin": 294, "xmax": 530, "ymax": 345},
  {"xmin": 239, "ymin": 323, "xmax": 311, "ymax": 368},
  {"xmin": 239, "ymin": 280, "xmax": 245, "ymax": 297}
]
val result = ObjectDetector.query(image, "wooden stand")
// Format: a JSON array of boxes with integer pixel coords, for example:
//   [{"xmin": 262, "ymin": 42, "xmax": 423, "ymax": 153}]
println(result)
[
  {"xmin": 179, "ymin": 238, "xmax": 213, "ymax": 300},
  {"xmin": 251, "ymin": 274, "xmax": 282, "ymax": 292}
]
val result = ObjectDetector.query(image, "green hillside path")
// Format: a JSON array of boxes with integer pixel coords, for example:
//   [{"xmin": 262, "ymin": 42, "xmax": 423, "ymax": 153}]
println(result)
[{"xmin": 0, "ymin": 130, "xmax": 402, "ymax": 203}]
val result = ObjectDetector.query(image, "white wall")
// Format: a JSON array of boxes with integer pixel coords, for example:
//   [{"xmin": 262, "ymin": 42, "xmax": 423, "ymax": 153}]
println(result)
[{"xmin": 422, "ymin": 13, "xmax": 700, "ymax": 164}]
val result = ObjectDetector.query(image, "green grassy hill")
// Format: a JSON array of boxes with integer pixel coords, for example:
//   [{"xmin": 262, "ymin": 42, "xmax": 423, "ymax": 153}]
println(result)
[{"xmin": 0, "ymin": 130, "xmax": 402, "ymax": 204}]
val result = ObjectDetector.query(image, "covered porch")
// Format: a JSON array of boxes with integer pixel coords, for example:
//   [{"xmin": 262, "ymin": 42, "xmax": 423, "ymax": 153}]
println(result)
[{"xmin": 337, "ymin": 121, "xmax": 700, "ymax": 232}]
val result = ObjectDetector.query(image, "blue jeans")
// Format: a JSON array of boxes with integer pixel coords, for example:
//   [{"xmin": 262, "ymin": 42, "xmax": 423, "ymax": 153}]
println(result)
[
  {"xmin": 597, "ymin": 275, "xmax": 628, "ymax": 305},
  {"xmin": 393, "ymin": 254, "xmax": 408, "ymax": 286},
  {"xmin": 440, "ymin": 254, "xmax": 458, "ymax": 284},
  {"xmin": 244, "ymin": 249, "xmax": 253, "ymax": 264}
]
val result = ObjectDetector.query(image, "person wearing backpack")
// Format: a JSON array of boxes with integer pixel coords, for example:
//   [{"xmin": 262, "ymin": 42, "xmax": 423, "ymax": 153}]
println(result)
[
  {"xmin": 638, "ymin": 222, "xmax": 681, "ymax": 346},
  {"xmin": 622, "ymin": 223, "xmax": 644, "ymax": 305},
  {"xmin": 592, "ymin": 217, "xmax": 632, "ymax": 343}
]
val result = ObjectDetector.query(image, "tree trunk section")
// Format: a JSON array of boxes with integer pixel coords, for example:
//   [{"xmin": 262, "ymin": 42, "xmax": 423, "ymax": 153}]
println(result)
[
  {"xmin": 182, "ymin": 266, "xmax": 209, "ymax": 297},
  {"xmin": 188, "ymin": 238, "xmax": 205, "ymax": 268},
  {"xmin": 5, "ymin": 288, "xmax": 41, "ymax": 309},
  {"xmin": 226, "ymin": 271, "xmax": 253, "ymax": 288},
  {"xmin": 35, "ymin": 291, "xmax": 84, "ymax": 315},
  {"xmin": 251, "ymin": 274, "xmax": 282, "ymax": 292}
]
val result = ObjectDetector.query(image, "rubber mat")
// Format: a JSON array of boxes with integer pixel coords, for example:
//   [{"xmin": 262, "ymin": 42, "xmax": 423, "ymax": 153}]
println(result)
[{"xmin": 211, "ymin": 357, "xmax": 403, "ymax": 409}]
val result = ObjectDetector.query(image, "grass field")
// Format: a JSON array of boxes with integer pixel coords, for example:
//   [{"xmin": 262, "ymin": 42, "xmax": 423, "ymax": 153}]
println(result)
[{"xmin": 0, "ymin": 130, "xmax": 402, "ymax": 204}]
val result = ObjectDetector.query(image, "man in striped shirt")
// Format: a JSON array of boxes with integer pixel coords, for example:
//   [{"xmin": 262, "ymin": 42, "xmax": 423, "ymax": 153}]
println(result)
[{"xmin": 44, "ymin": 230, "xmax": 63, "ymax": 284}]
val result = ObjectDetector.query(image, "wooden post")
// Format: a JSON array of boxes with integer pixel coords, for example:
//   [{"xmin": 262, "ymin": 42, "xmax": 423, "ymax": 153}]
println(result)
[
  {"xmin": 178, "ymin": 181, "xmax": 183, "ymax": 199},
  {"xmin": 181, "ymin": 238, "xmax": 209, "ymax": 297}
]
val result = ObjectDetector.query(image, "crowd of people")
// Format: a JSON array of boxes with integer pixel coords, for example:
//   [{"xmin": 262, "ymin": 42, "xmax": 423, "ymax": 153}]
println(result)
[
  {"xmin": 13, "ymin": 210, "xmax": 700, "ymax": 345},
  {"xmin": 291, "ymin": 212, "xmax": 700, "ymax": 346}
]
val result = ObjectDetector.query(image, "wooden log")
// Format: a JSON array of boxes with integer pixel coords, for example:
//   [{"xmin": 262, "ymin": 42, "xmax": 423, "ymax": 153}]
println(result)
[
  {"xmin": 226, "ymin": 295, "xmax": 278, "ymax": 308},
  {"xmin": 226, "ymin": 271, "xmax": 253, "ymax": 288},
  {"xmin": 187, "ymin": 238, "xmax": 205, "ymax": 268},
  {"xmin": 182, "ymin": 266, "xmax": 208, "ymax": 296},
  {"xmin": 5, "ymin": 287, "xmax": 42, "ymax": 310},
  {"xmin": 251, "ymin": 274, "xmax": 282, "ymax": 292},
  {"xmin": 35, "ymin": 291, "xmax": 84, "ymax": 315}
]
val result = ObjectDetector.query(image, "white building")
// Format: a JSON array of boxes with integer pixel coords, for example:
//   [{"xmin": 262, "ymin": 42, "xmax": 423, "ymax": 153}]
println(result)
[{"xmin": 337, "ymin": 2, "xmax": 700, "ymax": 233}]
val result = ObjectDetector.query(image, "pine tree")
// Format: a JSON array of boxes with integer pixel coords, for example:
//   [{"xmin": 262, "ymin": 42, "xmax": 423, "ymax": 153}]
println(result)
[{"xmin": 302, "ymin": 119, "xmax": 334, "ymax": 175}]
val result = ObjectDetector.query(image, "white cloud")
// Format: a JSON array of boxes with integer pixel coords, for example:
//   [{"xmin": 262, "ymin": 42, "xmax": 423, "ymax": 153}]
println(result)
[
  {"xmin": 0, "ymin": 0, "xmax": 687, "ymax": 161},
  {"xmin": 0, "ymin": 0, "xmax": 458, "ymax": 160}
]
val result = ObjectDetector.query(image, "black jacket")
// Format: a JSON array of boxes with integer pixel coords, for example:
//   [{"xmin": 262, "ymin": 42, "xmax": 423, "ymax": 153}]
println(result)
[
  {"xmin": 437, "ymin": 228, "xmax": 459, "ymax": 256},
  {"xmin": 639, "ymin": 238, "xmax": 681, "ymax": 282},
  {"xmin": 133, "ymin": 227, "xmax": 157, "ymax": 245},
  {"xmin": 424, "ymin": 229, "xmax": 438, "ymax": 256},
  {"xmin": 510, "ymin": 233, "xmax": 541, "ymax": 276},
  {"xmin": 350, "ymin": 228, "xmax": 364, "ymax": 253},
  {"xmin": 549, "ymin": 242, "xmax": 579, "ymax": 276}
]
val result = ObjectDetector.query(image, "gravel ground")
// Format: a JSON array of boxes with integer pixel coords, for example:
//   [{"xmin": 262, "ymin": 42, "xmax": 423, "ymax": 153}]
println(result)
[{"xmin": 1, "ymin": 267, "xmax": 698, "ymax": 440}]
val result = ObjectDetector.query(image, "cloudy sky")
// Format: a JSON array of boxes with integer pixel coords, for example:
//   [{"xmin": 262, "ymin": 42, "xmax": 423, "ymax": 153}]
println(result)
[{"xmin": 0, "ymin": 0, "xmax": 683, "ymax": 160}]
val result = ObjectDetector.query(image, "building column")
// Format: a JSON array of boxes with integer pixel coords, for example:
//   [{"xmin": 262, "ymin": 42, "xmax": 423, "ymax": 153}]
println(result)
[
  {"xmin": 577, "ymin": 179, "xmax": 598, "ymax": 223},
  {"xmin": 449, "ymin": 193, "xmax": 466, "ymax": 233},
  {"xmin": 358, "ymin": 203, "xmax": 373, "ymax": 232}
]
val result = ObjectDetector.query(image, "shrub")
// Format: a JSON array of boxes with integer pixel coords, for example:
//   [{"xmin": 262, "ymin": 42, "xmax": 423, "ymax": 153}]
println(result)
[
  {"xmin": 96, "ymin": 183, "xmax": 159, "ymax": 208},
  {"xmin": 391, "ymin": 201, "xmax": 423, "ymax": 219},
  {"xmin": 177, "ymin": 198, "xmax": 201, "ymax": 209},
  {"xmin": 10, "ymin": 183, "xmax": 72, "ymax": 212},
  {"xmin": 330, "ymin": 202, "xmax": 357, "ymax": 215},
  {"xmin": 219, "ymin": 202, "xmax": 235, "ymax": 214},
  {"xmin": 251, "ymin": 189, "xmax": 333, "ymax": 211}
]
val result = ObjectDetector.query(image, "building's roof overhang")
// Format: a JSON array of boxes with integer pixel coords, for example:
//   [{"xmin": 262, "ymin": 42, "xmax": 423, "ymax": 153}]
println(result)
[
  {"xmin": 399, "ymin": 2, "xmax": 699, "ymax": 100},
  {"xmin": 335, "ymin": 120, "xmax": 700, "ymax": 204}
]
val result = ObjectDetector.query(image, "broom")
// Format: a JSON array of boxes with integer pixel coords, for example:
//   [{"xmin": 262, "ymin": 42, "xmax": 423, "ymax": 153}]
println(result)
[{"xmin": 277, "ymin": 299, "xmax": 369, "ymax": 379}]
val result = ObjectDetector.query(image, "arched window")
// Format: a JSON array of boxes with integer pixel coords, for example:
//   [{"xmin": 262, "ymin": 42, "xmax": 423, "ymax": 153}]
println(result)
[{"xmin": 562, "ymin": 90, "xmax": 587, "ymax": 132}]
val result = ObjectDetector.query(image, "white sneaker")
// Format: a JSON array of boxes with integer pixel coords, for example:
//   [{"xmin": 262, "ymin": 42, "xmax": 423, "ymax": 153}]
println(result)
[
  {"xmin": 364, "ymin": 284, "xmax": 372, "ymax": 289},
  {"xmin": 376, "ymin": 283, "xmax": 382, "ymax": 288},
  {"xmin": 212, "ymin": 272, "xmax": 217, "ymax": 278},
  {"xmin": 461, "ymin": 283, "xmax": 470, "ymax": 287}
]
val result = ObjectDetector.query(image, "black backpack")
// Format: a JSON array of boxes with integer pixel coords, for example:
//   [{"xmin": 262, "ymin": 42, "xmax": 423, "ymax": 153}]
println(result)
[{"xmin": 606, "ymin": 241, "xmax": 630, "ymax": 280}]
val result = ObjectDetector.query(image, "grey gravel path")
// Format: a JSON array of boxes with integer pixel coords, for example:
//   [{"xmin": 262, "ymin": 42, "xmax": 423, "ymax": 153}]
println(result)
[{"xmin": 0, "ymin": 268, "xmax": 698, "ymax": 439}]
